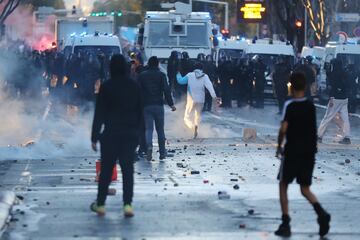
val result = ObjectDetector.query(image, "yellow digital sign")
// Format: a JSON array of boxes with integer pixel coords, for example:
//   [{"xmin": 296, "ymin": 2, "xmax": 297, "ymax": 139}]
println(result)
[{"xmin": 240, "ymin": 3, "xmax": 266, "ymax": 20}]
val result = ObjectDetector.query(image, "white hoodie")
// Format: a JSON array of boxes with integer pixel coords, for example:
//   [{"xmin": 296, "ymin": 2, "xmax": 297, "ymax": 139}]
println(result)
[{"xmin": 177, "ymin": 69, "xmax": 217, "ymax": 103}]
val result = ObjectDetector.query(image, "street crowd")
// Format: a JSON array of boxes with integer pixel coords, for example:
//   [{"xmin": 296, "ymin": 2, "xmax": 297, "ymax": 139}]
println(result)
[{"xmin": 1, "ymin": 41, "xmax": 359, "ymax": 238}]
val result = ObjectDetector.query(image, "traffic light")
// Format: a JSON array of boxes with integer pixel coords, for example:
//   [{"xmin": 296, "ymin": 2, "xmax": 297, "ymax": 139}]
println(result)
[
  {"xmin": 295, "ymin": 20, "xmax": 303, "ymax": 28},
  {"xmin": 295, "ymin": 19, "xmax": 305, "ymax": 52},
  {"xmin": 71, "ymin": 5, "xmax": 76, "ymax": 15},
  {"xmin": 221, "ymin": 29, "xmax": 230, "ymax": 39}
]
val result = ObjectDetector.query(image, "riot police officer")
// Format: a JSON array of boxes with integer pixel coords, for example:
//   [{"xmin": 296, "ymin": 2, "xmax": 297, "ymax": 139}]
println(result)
[{"xmin": 273, "ymin": 55, "xmax": 291, "ymax": 113}]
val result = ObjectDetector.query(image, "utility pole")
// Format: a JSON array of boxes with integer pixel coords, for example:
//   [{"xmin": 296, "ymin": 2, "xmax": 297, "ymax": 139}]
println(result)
[{"xmin": 304, "ymin": 6, "xmax": 307, "ymax": 47}]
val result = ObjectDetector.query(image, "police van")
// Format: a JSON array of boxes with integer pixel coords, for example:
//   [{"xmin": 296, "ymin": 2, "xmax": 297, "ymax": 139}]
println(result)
[
  {"xmin": 212, "ymin": 38, "xmax": 249, "ymax": 67},
  {"xmin": 138, "ymin": 2, "xmax": 214, "ymax": 61},
  {"xmin": 319, "ymin": 40, "xmax": 360, "ymax": 92},
  {"xmin": 245, "ymin": 39, "xmax": 296, "ymax": 95},
  {"xmin": 63, "ymin": 33, "xmax": 122, "ymax": 58}
]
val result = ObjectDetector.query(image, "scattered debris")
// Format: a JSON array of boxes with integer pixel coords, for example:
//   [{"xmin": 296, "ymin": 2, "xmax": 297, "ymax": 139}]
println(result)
[{"xmin": 218, "ymin": 191, "xmax": 230, "ymax": 200}]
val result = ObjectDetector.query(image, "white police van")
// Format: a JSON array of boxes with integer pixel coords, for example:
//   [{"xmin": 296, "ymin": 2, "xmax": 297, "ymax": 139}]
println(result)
[{"xmin": 63, "ymin": 33, "xmax": 122, "ymax": 58}]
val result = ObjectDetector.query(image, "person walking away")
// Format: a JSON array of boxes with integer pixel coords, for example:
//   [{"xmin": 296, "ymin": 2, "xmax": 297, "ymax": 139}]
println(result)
[
  {"xmin": 252, "ymin": 55, "xmax": 267, "ymax": 108},
  {"xmin": 203, "ymin": 54, "xmax": 218, "ymax": 111},
  {"xmin": 275, "ymin": 72, "xmax": 331, "ymax": 237},
  {"xmin": 177, "ymin": 62, "xmax": 218, "ymax": 138},
  {"xmin": 318, "ymin": 58, "xmax": 351, "ymax": 144},
  {"xmin": 138, "ymin": 56, "xmax": 176, "ymax": 161},
  {"xmin": 345, "ymin": 62, "xmax": 358, "ymax": 113},
  {"xmin": 90, "ymin": 54, "xmax": 143, "ymax": 217},
  {"xmin": 273, "ymin": 55, "xmax": 291, "ymax": 114}
]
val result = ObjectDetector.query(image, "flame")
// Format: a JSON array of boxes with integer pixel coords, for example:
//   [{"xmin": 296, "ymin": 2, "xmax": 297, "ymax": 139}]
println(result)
[{"xmin": 32, "ymin": 34, "xmax": 56, "ymax": 51}]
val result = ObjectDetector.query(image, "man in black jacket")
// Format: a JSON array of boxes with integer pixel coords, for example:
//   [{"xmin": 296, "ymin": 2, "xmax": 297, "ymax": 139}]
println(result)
[
  {"xmin": 138, "ymin": 56, "xmax": 176, "ymax": 161},
  {"xmin": 90, "ymin": 54, "xmax": 143, "ymax": 217}
]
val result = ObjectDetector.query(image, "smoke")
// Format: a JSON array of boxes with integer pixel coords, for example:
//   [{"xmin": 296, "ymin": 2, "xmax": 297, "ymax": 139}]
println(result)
[
  {"xmin": 5, "ymin": 5, "xmax": 56, "ymax": 51},
  {"xmin": 166, "ymin": 97, "xmax": 240, "ymax": 139},
  {"xmin": 0, "ymin": 51, "xmax": 94, "ymax": 161}
]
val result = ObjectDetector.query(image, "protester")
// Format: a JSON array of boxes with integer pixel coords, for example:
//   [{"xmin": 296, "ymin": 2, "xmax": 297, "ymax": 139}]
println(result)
[
  {"xmin": 138, "ymin": 56, "xmax": 176, "ymax": 161},
  {"xmin": 318, "ymin": 58, "xmax": 351, "ymax": 144},
  {"xmin": 275, "ymin": 72, "xmax": 331, "ymax": 237},
  {"xmin": 90, "ymin": 54, "xmax": 143, "ymax": 217},
  {"xmin": 177, "ymin": 62, "xmax": 218, "ymax": 138}
]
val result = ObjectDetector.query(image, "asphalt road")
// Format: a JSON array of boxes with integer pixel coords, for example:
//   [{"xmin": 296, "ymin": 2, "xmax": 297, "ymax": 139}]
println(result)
[{"xmin": 0, "ymin": 104, "xmax": 359, "ymax": 240}]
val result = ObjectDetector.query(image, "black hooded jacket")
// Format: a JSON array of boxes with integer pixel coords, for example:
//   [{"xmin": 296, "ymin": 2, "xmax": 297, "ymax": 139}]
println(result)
[{"xmin": 91, "ymin": 76, "xmax": 143, "ymax": 143}]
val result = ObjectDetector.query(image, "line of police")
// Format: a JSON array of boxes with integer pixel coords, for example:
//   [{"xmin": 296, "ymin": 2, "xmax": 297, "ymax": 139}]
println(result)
[
  {"xmin": 167, "ymin": 51, "xmax": 359, "ymax": 114},
  {"xmin": 2, "ymin": 42, "xmax": 359, "ymax": 115}
]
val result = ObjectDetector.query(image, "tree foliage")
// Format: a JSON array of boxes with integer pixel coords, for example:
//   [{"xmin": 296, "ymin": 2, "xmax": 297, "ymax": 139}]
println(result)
[{"xmin": 22, "ymin": 0, "xmax": 65, "ymax": 10}]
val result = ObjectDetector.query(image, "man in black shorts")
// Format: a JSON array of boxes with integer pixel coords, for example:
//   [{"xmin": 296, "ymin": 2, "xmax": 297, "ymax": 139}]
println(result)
[{"xmin": 275, "ymin": 72, "xmax": 331, "ymax": 237}]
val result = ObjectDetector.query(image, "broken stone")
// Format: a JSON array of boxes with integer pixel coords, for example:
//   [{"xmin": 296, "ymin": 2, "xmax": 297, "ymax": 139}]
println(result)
[
  {"xmin": 239, "ymin": 224, "xmax": 246, "ymax": 229},
  {"xmin": 108, "ymin": 188, "xmax": 116, "ymax": 195},
  {"xmin": 191, "ymin": 170, "xmax": 200, "ymax": 175},
  {"xmin": 230, "ymin": 179, "xmax": 238, "ymax": 182},
  {"xmin": 218, "ymin": 191, "xmax": 230, "ymax": 200},
  {"xmin": 16, "ymin": 195, "xmax": 24, "ymax": 201},
  {"xmin": 203, "ymin": 180, "xmax": 209, "ymax": 184},
  {"xmin": 196, "ymin": 153, "xmax": 205, "ymax": 156},
  {"xmin": 233, "ymin": 184, "xmax": 240, "ymax": 190},
  {"xmin": 345, "ymin": 159, "xmax": 351, "ymax": 164},
  {"xmin": 248, "ymin": 209, "xmax": 254, "ymax": 215}
]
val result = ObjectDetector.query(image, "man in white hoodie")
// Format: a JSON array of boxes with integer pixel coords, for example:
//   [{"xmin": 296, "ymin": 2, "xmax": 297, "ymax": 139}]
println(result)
[{"xmin": 177, "ymin": 62, "xmax": 218, "ymax": 138}]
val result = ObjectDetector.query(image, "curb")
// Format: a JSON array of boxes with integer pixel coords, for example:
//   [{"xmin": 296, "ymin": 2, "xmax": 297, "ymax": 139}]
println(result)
[{"xmin": 0, "ymin": 191, "xmax": 16, "ymax": 236}]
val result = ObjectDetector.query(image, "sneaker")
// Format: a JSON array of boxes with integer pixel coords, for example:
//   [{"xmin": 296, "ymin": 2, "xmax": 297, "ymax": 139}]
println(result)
[
  {"xmin": 124, "ymin": 204, "xmax": 134, "ymax": 218},
  {"xmin": 146, "ymin": 149, "xmax": 152, "ymax": 161},
  {"xmin": 90, "ymin": 202, "xmax": 105, "ymax": 216},
  {"xmin": 194, "ymin": 126, "xmax": 198, "ymax": 139},
  {"xmin": 274, "ymin": 223, "xmax": 291, "ymax": 237},
  {"xmin": 318, "ymin": 137, "xmax": 322, "ymax": 143},
  {"xmin": 339, "ymin": 137, "xmax": 351, "ymax": 145},
  {"xmin": 318, "ymin": 213, "xmax": 331, "ymax": 237}
]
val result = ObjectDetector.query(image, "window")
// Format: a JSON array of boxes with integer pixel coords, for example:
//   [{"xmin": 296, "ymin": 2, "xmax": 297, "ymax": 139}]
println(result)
[
  {"xmin": 148, "ymin": 21, "xmax": 177, "ymax": 47},
  {"xmin": 73, "ymin": 46, "xmax": 121, "ymax": 56},
  {"xmin": 179, "ymin": 23, "xmax": 208, "ymax": 47}
]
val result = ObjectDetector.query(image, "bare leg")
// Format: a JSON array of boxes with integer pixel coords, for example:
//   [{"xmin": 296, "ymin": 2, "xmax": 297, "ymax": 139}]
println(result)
[
  {"xmin": 300, "ymin": 185, "xmax": 319, "ymax": 204},
  {"xmin": 279, "ymin": 181, "xmax": 289, "ymax": 215}
]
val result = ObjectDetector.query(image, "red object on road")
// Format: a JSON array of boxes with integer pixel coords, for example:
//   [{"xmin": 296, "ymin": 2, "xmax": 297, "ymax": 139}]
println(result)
[{"xmin": 95, "ymin": 159, "xmax": 118, "ymax": 182}]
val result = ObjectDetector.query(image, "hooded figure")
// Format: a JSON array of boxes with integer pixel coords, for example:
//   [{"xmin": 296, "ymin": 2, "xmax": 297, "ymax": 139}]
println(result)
[
  {"xmin": 91, "ymin": 54, "xmax": 142, "ymax": 217},
  {"xmin": 176, "ymin": 62, "xmax": 217, "ymax": 138}
]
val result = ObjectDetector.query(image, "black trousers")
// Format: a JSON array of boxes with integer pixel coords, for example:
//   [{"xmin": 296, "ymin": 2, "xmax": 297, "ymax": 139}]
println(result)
[{"xmin": 97, "ymin": 136, "xmax": 137, "ymax": 206}]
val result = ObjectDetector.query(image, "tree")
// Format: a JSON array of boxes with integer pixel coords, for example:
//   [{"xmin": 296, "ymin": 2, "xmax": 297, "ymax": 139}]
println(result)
[
  {"xmin": 271, "ymin": 0, "xmax": 304, "ymax": 44},
  {"xmin": 0, "ymin": 0, "xmax": 21, "ymax": 25},
  {"xmin": 22, "ymin": 0, "xmax": 65, "ymax": 10},
  {"xmin": 302, "ymin": 0, "xmax": 330, "ymax": 46}
]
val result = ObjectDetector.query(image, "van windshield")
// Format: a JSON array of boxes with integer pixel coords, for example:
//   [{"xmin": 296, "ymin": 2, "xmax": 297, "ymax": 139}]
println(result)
[
  {"xmin": 219, "ymin": 49, "xmax": 244, "ymax": 59},
  {"xmin": 337, "ymin": 53, "xmax": 360, "ymax": 66},
  {"xmin": 147, "ymin": 21, "xmax": 209, "ymax": 48},
  {"xmin": 74, "ymin": 46, "xmax": 121, "ymax": 56},
  {"xmin": 248, "ymin": 54, "xmax": 294, "ymax": 73}
]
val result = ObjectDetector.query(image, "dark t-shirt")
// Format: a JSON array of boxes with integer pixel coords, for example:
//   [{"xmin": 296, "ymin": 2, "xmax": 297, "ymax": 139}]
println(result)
[{"xmin": 282, "ymin": 98, "xmax": 317, "ymax": 158}]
